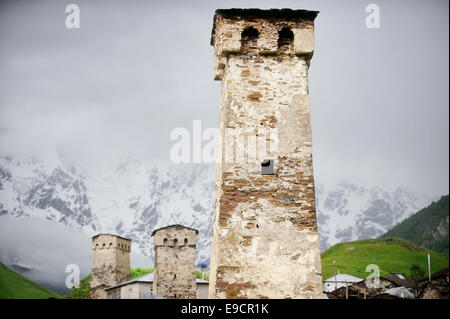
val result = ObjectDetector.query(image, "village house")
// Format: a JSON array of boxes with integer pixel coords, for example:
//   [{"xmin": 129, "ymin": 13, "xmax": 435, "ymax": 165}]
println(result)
[
  {"xmin": 417, "ymin": 267, "xmax": 449, "ymax": 299},
  {"xmin": 325, "ymin": 273, "xmax": 415, "ymax": 299},
  {"xmin": 323, "ymin": 273, "xmax": 364, "ymax": 293},
  {"xmin": 104, "ymin": 272, "xmax": 209, "ymax": 299}
]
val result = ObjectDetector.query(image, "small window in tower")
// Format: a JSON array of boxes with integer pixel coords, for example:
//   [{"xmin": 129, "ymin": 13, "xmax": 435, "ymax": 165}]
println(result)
[
  {"xmin": 102, "ymin": 243, "xmax": 106, "ymax": 248},
  {"xmin": 163, "ymin": 238, "xmax": 168, "ymax": 245},
  {"xmin": 261, "ymin": 159, "xmax": 274, "ymax": 175},
  {"xmin": 173, "ymin": 238, "xmax": 178, "ymax": 246},
  {"xmin": 174, "ymin": 274, "xmax": 177, "ymax": 279},
  {"xmin": 184, "ymin": 238, "xmax": 188, "ymax": 245},
  {"xmin": 241, "ymin": 27, "xmax": 259, "ymax": 49},
  {"xmin": 278, "ymin": 27, "xmax": 294, "ymax": 48}
]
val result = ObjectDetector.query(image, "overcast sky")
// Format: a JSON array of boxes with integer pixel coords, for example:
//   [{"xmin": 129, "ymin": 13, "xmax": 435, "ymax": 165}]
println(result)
[{"xmin": 0, "ymin": 0, "xmax": 448, "ymax": 197}]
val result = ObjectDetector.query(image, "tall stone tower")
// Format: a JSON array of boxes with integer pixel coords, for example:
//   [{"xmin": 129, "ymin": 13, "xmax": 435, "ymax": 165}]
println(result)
[
  {"xmin": 90, "ymin": 234, "xmax": 131, "ymax": 299},
  {"xmin": 209, "ymin": 9, "xmax": 323, "ymax": 299},
  {"xmin": 152, "ymin": 225, "xmax": 198, "ymax": 299}
]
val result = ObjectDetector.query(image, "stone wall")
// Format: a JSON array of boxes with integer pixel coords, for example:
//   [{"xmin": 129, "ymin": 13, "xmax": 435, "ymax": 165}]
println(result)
[
  {"xmin": 209, "ymin": 9, "xmax": 323, "ymax": 299},
  {"xmin": 152, "ymin": 225, "xmax": 198, "ymax": 299},
  {"xmin": 90, "ymin": 234, "xmax": 131, "ymax": 299}
]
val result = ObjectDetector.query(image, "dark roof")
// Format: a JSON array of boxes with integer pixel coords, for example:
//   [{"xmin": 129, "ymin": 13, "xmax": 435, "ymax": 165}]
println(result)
[
  {"xmin": 151, "ymin": 224, "xmax": 199, "ymax": 237},
  {"xmin": 419, "ymin": 267, "xmax": 449, "ymax": 282},
  {"xmin": 384, "ymin": 274, "xmax": 415, "ymax": 288},
  {"xmin": 211, "ymin": 8, "xmax": 319, "ymax": 45},
  {"xmin": 105, "ymin": 273, "xmax": 154, "ymax": 291},
  {"xmin": 370, "ymin": 293, "xmax": 402, "ymax": 299},
  {"xmin": 92, "ymin": 233, "xmax": 131, "ymax": 242}
]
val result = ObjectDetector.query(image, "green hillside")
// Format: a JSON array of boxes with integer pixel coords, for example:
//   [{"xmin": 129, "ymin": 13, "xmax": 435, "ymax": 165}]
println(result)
[
  {"xmin": 64, "ymin": 273, "xmax": 91, "ymax": 299},
  {"xmin": 381, "ymin": 195, "xmax": 449, "ymax": 253},
  {"xmin": 0, "ymin": 263, "xmax": 61, "ymax": 299},
  {"xmin": 321, "ymin": 237, "xmax": 449, "ymax": 280},
  {"xmin": 130, "ymin": 267, "xmax": 153, "ymax": 279}
]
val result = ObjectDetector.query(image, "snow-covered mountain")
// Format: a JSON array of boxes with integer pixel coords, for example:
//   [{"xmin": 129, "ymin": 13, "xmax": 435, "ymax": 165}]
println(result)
[
  {"xmin": 315, "ymin": 183, "xmax": 434, "ymax": 250},
  {"xmin": 0, "ymin": 152, "xmax": 434, "ymax": 265},
  {"xmin": 0, "ymin": 153, "xmax": 215, "ymax": 265}
]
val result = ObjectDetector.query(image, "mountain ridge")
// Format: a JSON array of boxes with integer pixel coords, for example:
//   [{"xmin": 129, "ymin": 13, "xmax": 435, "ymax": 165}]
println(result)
[
  {"xmin": 381, "ymin": 195, "xmax": 449, "ymax": 253},
  {"xmin": 0, "ymin": 152, "xmax": 435, "ymax": 265}
]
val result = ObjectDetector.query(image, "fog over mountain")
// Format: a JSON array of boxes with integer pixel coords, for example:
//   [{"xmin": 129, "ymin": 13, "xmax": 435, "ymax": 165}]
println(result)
[{"xmin": 0, "ymin": 151, "xmax": 436, "ymax": 293}]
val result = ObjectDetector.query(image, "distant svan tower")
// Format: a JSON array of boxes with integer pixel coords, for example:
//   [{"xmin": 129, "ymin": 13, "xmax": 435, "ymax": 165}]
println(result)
[
  {"xmin": 90, "ymin": 233, "xmax": 131, "ymax": 299},
  {"xmin": 152, "ymin": 225, "xmax": 198, "ymax": 299}
]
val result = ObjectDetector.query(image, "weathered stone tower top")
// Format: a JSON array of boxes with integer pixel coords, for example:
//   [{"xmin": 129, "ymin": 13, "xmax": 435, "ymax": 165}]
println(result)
[
  {"xmin": 90, "ymin": 233, "xmax": 131, "ymax": 299},
  {"xmin": 211, "ymin": 8, "xmax": 318, "ymax": 80},
  {"xmin": 152, "ymin": 225, "xmax": 198, "ymax": 299},
  {"xmin": 152, "ymin": 224, "xmax": 198, "ymax": 247},
  {"xmin": 92, "ymin": 233, "xmax": 131, "ymax": 252}
]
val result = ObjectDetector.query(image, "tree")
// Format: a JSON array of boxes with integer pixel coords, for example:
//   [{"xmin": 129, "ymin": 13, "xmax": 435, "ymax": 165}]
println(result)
[{"xmin": 410, "ymin": 264, "xmax": 425, "ymax": 297}]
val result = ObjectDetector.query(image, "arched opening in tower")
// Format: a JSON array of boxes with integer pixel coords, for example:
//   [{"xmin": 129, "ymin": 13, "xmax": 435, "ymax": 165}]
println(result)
[
  {"xmin": 241, "ymin": 27, "xmax": 259, "ymax": 50},
  {"xmin": 278, "ymin": 27, "xmax": 294, "ymax": 50}
]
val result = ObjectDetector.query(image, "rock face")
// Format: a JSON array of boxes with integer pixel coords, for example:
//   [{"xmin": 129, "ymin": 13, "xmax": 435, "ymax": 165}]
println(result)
[
  {"xmin": 152, "ymin": 225, "xmax": 197, "ymax": 299},
  {"xmin": 90, "ymin": 234, "xmax": 131, "ymax": 299},
  {"xmin": 209, "ymin": 9, "xmax": 323, "ymax": 299}
]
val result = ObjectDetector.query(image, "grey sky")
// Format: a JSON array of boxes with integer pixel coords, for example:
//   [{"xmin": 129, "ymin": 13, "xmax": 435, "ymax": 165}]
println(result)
[{"xmin": 0, "ymin": 0, "xmax": 448, "ymax": 196}]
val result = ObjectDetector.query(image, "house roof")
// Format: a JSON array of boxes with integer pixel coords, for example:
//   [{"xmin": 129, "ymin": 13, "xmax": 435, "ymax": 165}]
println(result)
[
  {"xmin": 384, "ymin": 273, "xmax": 415, "ymax": 288},
  {"xmin": 323, "ymin": 274, "xmax": 364, "ymax": 292},
  {"xmin": 196, "ymin": 278, "xmax": 210, "ymax": 284},
  {"xmin": 211, "ymin": 8, "xmax": 320, "ymax": 45},
  {"xmin": 104, "ymin": 272, "xmax": 209, "ymax": 291},
  {"xmin": 105, "ymin": 272, "xmax": 154, "ymax": 291},
  {"xmin": 324, "ymin": 274, "xmax": 364, "ymax": 283},
  {"xmin": 151, "ymin": 224, "xmax": 199, "ymax": 237},
  {"xmin": 383, "ymin": 287, "xmax": 414, "ymax": 299}
]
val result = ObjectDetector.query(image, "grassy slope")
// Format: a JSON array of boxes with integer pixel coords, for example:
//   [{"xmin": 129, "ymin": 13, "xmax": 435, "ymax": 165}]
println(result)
[
  {"xmin": 0, "ymin": 263, "xmax": 61, "ymax": 299},
  {"xmin": 381, "ymin": 195, "xmax": 449, "ymax": 253},
  {"xmin": 64, "ymin": 274, "xmax": 91, "ymax": 299},
  {"xmin": 321, "ymin": 237, "xmax": 449, "ymax": 280},
  {"xmin": 130, "ymin": 267, "xmax": 153, "ymax": 279}
]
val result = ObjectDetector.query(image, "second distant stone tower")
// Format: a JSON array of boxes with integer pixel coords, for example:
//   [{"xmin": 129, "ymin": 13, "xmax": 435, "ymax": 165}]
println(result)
[{"xmin": 152, "ymin": 225, "xmax": 198, "ymax": 299}]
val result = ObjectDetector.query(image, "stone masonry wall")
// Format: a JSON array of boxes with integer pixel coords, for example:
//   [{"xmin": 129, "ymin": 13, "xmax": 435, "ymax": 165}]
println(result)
[
  {"xmin": 209, "ymin": 10, "xmax": 323, "ymax": 299},
  {"xmin": 90, "ymin": 234, "xmax": 131, "ymax": 299},
  {"xmin": 153, "ymin": 225, "xmax": 197, "ymax": 299}
]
